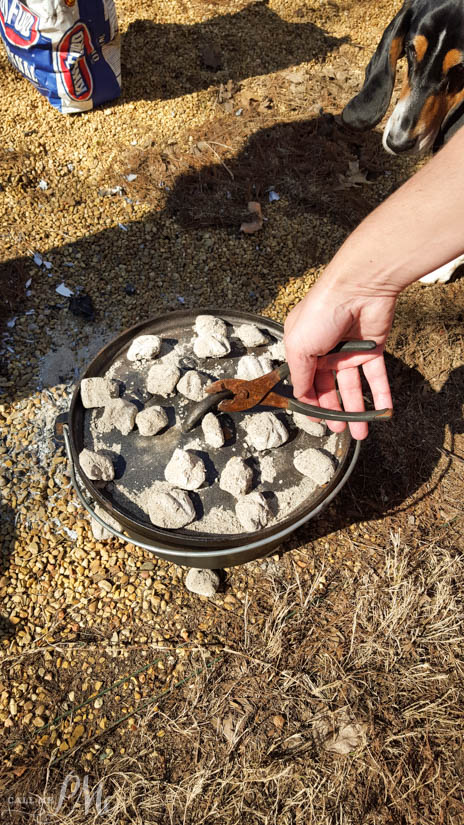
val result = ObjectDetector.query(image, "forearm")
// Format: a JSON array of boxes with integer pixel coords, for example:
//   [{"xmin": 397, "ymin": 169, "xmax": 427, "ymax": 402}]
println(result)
[
  {"xmin": 284, "ymin": 126, "xmax": 464, "ymax": 433},
  {"xmin": 321, "ymin": 126, "xmax": 464, "ymax": 299}
]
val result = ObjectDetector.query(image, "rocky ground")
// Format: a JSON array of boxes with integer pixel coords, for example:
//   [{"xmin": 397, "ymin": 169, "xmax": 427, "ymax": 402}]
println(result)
[{"xmin": 1, "ymin": 1, "xmax": 463, "ymax": 823}]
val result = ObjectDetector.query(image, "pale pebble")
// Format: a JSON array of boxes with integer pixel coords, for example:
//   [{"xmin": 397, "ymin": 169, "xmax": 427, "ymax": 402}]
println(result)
[
  {"xmin": 243, "ymin": 412, "xmax": 288, "ymax": 451},
  {"xmin": 235, "ymin": 491, "xmax": 271, "ymax": 531},
  {"xmin": 146, "ymin": 363, "xmax": 180, "ymax": 396},
  {"xmin": 219, "ymin": 457, "xmax": 253, "ymax": 498}
]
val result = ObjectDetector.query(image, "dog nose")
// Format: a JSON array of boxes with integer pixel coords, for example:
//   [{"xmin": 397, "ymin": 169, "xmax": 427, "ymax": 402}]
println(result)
[{"xmin": 385, "ymin": 133, "xmax": 416, "ymax": 154}]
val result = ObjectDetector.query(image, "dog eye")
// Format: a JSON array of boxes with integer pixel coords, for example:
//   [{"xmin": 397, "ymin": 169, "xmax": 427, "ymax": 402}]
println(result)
[{"xmin": 447, "ymin": 64, "xmax": 464, "ymax": 94}]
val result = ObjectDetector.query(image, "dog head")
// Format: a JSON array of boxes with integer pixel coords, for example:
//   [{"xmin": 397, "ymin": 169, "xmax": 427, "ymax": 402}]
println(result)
[{"xmin": 342, "ymin": 0, "xmax": 464, "ymax": 154}]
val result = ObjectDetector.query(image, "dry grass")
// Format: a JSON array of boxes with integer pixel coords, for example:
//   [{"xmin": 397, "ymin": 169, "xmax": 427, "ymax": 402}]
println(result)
[{"xmin": 4, "ymin": 533, "xmax": 463, "ymax": 824}]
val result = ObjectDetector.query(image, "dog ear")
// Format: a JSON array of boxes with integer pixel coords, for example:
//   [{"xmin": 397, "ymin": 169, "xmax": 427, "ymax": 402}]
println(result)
[
  {"xmin": 433, "ymin": 100, "xmax": 464, "ymax": 151},
  {"xmin": 342, "ymin": 3, "xmax": 411, "ymax": 130}
]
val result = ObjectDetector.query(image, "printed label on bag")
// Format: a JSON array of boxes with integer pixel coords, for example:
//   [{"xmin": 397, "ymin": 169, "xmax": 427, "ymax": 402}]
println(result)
[
  {"xmin": 0, "ymin": 0, "xmax": 121, "ymax": 112},
  {"xmin": 0, "ymin": 0, "xmax": 40, "ymax": 48},
  {"xmin": 58, "ymin": 22, "xmax": 94, "ymax": 101}
]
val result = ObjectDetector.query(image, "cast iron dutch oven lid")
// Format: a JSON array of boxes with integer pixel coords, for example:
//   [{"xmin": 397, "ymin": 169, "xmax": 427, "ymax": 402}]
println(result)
[{"xmin": 68, "ymin": 309, "xmax": 356, "ymax": 552}]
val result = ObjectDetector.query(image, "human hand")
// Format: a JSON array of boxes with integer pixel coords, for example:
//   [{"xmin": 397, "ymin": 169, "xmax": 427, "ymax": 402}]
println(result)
[{"xmin": 284, "ymin": 276, "xmax": 397, "ymax": 439}]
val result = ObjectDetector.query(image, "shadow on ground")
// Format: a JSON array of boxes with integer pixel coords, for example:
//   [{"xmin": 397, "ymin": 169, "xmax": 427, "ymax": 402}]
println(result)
[
  {"xmin": 164, "ymin": 113, "xmax": 390, "ymax": 230},
  {"xmin": 0, "ymin": 500, "xmax": 16, "ymax": 642},
  {"xmin": 120, "ymin": 0, "xmax": 348, "ymax": 103},
  {"xmin": 1, "ymin": 112, "xmax": 461, "ymax": 547},
  {"xmin": 284, "ymin": 360, "xmax": 464, "ymax": 551}
]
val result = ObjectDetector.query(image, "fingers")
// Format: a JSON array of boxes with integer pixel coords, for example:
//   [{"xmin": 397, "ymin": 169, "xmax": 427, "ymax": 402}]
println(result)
[
  {"xmin": 312, "ymin": 351, "xmax": 386, "ymax": 436},
  {"xmin": 296, "ymin": 384, "xmax": 320, "ymax": 409},
  {"xmin": 336, "ymin": 366, "xmax": 368, "ymax": 440},
  {"xmin": 329, "ymin": 356, "xmax": 393, "ymax": 440},
  {"xmin": 362, "ymin": 356, "xmax": 393, "ymax": 411},
  {"xmin": 314, "ymin": 368, "xmax": 346, "ymax": 433}
]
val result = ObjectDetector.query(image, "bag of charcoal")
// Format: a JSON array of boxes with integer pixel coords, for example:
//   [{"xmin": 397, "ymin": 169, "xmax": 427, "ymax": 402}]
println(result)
[{"xmin": 0, "ymin": 0, "xmax": 121, "ymax": 112}]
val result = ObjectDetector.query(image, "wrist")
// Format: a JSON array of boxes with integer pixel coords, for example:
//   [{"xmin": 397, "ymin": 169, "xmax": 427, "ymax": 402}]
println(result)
[{"xmin": 321, "ymin": 232, "xmax": 407, "ymax": 301}]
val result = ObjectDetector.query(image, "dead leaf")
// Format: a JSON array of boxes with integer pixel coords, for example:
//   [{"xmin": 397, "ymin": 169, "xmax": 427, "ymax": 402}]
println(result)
[
  {"xmin": 336, "ymin": 160, "xmax": 373, "ymax": 190},
  {"xmin": 218, "ymin": 80, "xmax": 234, "ymax": 102},
  {"xmin": 161, "ymin": 147, "xmax": 179, "ymax": 172},
  {"xmin": 324, "ymin": 721, "xmax": 367, "ymax": 754},
  {"xmin": 283, "ymin": 70, "xmax": 306, "ymax": 84},
  {"xmin": 217, "ymin": 81, "xmax": 238, "ymax": 112},
  {"xmin": 240, "ymin": 90, "xmax": 259, "ymax": 107},
  {"xmin": 258, "ymin": 96, "xmax": 273, "ymax": 112},
  {"xmin": 222, "ymin": 714, "xmax": 236, "ymax": 744},
  {"xmin": 230, "ymin": 697, "xmax": 254, "ymax": 714},
  {"xmin": 282, "ymin": 733, "xmax": 305, "ymax": 750},
  {"xmin": 272, "ymin": 714, "xmax": 285, "ymax": 730},
  {"xmin": 240, "ymin": 218, "xmax": 262, "ymax": 234},
  {"xmin": 12, "ymin": 766, "xmax": 28, "ymax": 777},
  {"xmin": 313, "ymin": 707, "xmax": 367, "ymax": 755},
  {"xmin": 240, "ymin": 201, "xmax": 263, "ymax": 234},
  {"xmin": 321, "ymin": 65, "xmax": 336, "ymax": 79},
  {"xmin": 248, "ymin": 201, "xmax": 262, "ymax": 218}
]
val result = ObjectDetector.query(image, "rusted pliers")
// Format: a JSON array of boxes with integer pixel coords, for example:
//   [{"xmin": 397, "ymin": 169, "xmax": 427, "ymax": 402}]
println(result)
[{"xmin": 182, "ymin": 340, "xmax": 393, "ymax": 432}]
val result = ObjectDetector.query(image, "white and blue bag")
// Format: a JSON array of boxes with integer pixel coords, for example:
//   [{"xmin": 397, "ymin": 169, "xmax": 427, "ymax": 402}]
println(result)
[{"xmin": 0, "ymin": 0, "xmax": 121, "ymax": 113}]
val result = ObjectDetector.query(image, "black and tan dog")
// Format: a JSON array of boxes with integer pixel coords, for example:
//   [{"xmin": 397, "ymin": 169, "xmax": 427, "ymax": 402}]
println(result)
[
  {"xmin": 342, "ymin": 0, "xmax": 464, "ymax": 282},
  {"xmin": 342, "ymin": 0, "xmax": 464, "ymax": 155}
]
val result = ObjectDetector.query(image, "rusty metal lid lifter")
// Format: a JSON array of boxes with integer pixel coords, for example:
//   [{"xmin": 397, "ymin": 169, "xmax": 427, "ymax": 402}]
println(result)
[{"xmin": 183, "ymin": 340, "xmax": 393, "ymax": 432}]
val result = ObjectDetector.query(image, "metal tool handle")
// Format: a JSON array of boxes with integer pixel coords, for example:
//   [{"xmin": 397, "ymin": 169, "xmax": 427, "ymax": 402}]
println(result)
[
  {"xmin": 276, "ymin": 339, "xmax": 378, "ymax": 383},
  {"xmin": 279, "ymin": 340, "xmax": 392, "ymax": 422},
  {"xmin": 288, "ymin": 398, "xmax": 392, "ymax": 422}
]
